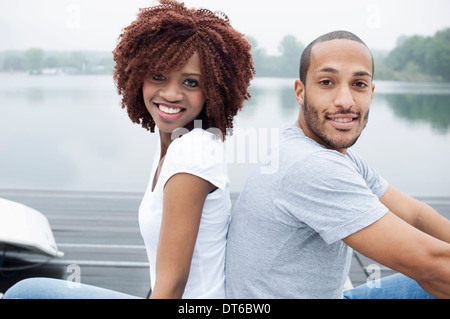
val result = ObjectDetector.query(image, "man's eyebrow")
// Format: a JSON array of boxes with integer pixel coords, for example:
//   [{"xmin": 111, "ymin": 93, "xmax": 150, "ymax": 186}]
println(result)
[
  {"xmin": 317, "ymin": 67, "xmax": 338, "ymax": 74},
  {"xmin": 353, "ymin": 71, "xmax": 372, "ymax": 78},
  {"xmin": 316, "ymin": 68, "xmax": 372, "ymax": 78}
]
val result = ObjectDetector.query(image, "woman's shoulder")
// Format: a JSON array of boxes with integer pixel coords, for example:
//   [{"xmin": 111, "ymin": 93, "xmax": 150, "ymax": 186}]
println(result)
[
  {"xmin": 180, "ymin": 128, "xmax": 221, "ymax": 143},
  {"xmin": 166, "ymin": 128, "xmax": 225, "ymax": 167},
  {"xmin": 170, "ymin": 128, "xmax": 222, "ymax": 152},
  {"xmin": 161, "ymin": 128, "xmax": 228, "ymax": 191}
]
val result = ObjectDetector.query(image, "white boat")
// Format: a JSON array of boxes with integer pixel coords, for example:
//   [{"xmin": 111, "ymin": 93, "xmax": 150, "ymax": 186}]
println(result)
[{"xmin": 0, "ymin": 198, "xmax": 63, "ymax": 259}]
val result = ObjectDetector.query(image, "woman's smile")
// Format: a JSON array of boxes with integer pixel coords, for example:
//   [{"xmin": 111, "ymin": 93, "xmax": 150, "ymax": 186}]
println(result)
[{"xmin": 154, "ymin": 102, "xmax": 186, "ymax": 119}]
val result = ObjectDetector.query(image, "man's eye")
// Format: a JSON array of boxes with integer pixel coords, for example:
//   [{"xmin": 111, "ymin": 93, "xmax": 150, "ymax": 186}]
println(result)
[
  {"xmin": 354, "ymin": 81, "xmax": 368, "ymax": 88},
  {"xmin": 320, "ymin": 80, "xmax": 333, "ymax": 86}
]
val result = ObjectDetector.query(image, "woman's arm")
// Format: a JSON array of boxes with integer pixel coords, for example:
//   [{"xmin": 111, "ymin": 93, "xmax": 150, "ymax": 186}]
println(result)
[{"xmin": 150, "ymin": 172, "xmax": 216, "ymax": 299}]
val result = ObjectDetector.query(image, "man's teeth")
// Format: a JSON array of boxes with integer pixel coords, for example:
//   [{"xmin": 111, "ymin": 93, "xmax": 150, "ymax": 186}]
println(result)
[
  {"xmin": 158, "ymin": 104, "xmax": 182, "ymax": 114},
  {"xmin": 332, "ymin": 118, "xmax": 353, "ymax": 123}
]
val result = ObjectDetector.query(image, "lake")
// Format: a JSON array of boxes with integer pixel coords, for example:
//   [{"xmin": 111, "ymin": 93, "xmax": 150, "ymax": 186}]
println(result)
[{"xmin": 1, "ymin": 74, "xmax": 450, "ymax": 196}]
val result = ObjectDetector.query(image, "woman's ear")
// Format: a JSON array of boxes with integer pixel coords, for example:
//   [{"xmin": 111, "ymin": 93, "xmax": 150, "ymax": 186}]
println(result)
[{"xmin": 294, "ymin": 79, "xmax": 305, "ymax": 106}]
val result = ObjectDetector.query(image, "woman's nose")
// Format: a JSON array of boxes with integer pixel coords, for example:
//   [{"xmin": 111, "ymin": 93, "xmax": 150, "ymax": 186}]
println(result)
[{"xmin": 160, "ymin": 81, "xmax": 183, "ymax": 102}]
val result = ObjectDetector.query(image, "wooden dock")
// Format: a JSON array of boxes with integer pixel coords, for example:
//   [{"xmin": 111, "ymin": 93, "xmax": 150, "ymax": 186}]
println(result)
[{"xmin": 1, "ymin": 188, "xmax": 449, "ymax": 298}]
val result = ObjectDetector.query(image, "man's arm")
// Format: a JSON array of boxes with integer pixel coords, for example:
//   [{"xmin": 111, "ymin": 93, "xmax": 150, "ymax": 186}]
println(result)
[
  {"xmin": 343, "ymin": 210, "xmax": 450, "ymax": 298},
  {"xmin": 380, "ymin": 185, "xmax": 450, "ymax": 244}
]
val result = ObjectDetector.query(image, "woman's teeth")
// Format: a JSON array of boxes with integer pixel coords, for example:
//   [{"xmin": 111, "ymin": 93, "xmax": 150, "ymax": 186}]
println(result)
[{"xmin": 158, "ymin": 104, "xmax": 182, "ymax": 114}]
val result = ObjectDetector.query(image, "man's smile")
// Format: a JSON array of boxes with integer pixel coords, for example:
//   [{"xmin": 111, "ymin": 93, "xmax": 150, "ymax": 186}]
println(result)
[{"xmin": 326, "ymin": 112, "xmax": 360, "ymax": 130}]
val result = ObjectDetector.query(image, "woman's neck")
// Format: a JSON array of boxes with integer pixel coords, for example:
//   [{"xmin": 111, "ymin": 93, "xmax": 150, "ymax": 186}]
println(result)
[{"xmin": 159, "ymin": 131, "xmax": 172, "ymax": 160}]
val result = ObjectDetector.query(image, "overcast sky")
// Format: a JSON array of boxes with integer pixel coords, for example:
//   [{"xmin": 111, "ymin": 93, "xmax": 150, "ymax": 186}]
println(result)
[{"xmin": 1, "ymin": 0, "xmax": 449, "ymax": 55}]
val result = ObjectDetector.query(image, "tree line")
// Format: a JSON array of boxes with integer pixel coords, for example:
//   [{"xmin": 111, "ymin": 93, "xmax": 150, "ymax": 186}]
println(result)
[
  {"xmin": 249, "ymin": 27, "xmax": 450, "ymax": 82},
  {"xmin": 383, "ymin": 28, "xmax": 450, "ymax": 81},
  {"xmin": 1, "ymin": 27, "xmax": 449, "ymax": 81},
  {"xmin": 0, "ymin": 49, "xmax": 114, "ymax": 74}
]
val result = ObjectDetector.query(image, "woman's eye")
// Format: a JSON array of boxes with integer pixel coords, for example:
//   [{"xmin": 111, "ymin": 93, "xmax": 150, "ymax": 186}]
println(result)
[
  {"xmin": 153, "ymin": 75, "xmax": 166, "ymax": 81},
  {"xmin": 184, "ymin": 79, "xmax": 200, "ymax": 88}
]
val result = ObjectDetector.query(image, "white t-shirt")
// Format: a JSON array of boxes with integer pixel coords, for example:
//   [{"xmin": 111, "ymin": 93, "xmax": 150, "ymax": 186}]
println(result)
[{"xmin": 139, "ymin": 128, "xmax": 231, "ymax": 298}]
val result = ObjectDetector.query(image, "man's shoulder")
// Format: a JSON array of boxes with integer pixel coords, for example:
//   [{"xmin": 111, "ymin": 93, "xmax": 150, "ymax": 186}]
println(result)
[
  {"xmin": 281, "ymin": 126, "xmax": 348, "ymax": 161},
  {"xmin": 281, "ymin": 144, "xmax": 348, "ymax": 172}
]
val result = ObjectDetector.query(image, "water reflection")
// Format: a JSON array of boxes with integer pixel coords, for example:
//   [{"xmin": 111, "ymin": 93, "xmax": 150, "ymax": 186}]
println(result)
[
  {"xmin": 382, "ymin": 94, "xmax": 450, "ymax": 134},
  {"xmin": 279, "ymin": 86, "xmax": 298, "ymax": 117},
  {"xmin": 0, "ymin": 75, "xmax": 449, "ymax": 196}
]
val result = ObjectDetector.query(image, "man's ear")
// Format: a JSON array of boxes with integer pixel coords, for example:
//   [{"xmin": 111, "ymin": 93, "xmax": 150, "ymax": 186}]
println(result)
[
  {"xmin": 294, "ymin": 79, "xmax": 305, "ymax": 106},
  {"xmin": 370, "ymin": 82, "xmax": 376, "ymax": 103}
]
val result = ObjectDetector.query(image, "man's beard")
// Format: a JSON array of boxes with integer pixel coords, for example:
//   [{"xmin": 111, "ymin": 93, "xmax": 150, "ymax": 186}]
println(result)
[{"xmin": 302, "ymin": 93, "xmax": 369, "ymax": 150}]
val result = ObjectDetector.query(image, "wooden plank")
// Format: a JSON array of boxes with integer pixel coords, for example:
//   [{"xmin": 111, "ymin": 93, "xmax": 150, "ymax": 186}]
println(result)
[
  {"xmin": 1, "ymin": 189, "xmax": 449, "ymax": 297},
  {"xmin": 0, "ymin": 189, "xmax": 150, "ymax": 297}
]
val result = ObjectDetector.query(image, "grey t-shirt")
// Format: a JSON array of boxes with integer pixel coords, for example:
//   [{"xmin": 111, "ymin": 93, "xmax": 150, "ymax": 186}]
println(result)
[{"xmin": 226, "ymin": 125, "xmax": 389, "ymax": 298}]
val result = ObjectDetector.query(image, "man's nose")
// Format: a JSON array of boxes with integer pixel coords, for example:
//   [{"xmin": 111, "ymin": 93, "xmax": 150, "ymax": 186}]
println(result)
[{"xmin": 334, "ymin": 85, "xmax": 354, "ymax": 110}]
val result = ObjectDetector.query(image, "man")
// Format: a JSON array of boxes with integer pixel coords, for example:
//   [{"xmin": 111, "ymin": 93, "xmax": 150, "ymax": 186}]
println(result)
[{"xmin": 225, "ymin": 31, "xmax": 450, "ymax": 299}]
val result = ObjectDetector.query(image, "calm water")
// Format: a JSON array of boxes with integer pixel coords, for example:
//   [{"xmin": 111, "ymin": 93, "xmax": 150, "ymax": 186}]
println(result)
[{"xmin": 1, "ymin": 74, "xmax": 450, "ymax": 196}]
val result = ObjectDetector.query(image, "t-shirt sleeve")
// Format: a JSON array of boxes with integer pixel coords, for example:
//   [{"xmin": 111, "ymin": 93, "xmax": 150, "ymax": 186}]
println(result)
[
  {"xmin": 277, "ymin": 150, "xmax": 388, "ymax": 244},
  {"xmin": 345, "ymin": 149, "xmax": 389, "ymax": 198},
  {"xmin": 159, "ymin": 130, "xmax": 228, "ymax": 191}
]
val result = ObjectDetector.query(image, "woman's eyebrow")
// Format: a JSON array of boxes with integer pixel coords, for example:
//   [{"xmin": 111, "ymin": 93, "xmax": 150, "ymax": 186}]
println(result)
[{"xmin": 181, "ymin": 72, "xmax": 201, "ymax": 77}]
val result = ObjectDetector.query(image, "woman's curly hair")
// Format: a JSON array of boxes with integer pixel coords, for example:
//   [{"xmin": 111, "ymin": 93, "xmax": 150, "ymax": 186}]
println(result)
[{"xmin": 113, "ymin": 0, "xmax": 254, "ymax": 139}]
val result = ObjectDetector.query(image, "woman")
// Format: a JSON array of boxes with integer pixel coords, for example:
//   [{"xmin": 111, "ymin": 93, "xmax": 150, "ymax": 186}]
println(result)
[
  {"xmin": 3, "ymin": 0, "xmax": 254, "ymax": 299},
  {"xmin": 115, "ymin": 0, "xmax": 254, "ymax": 299}
]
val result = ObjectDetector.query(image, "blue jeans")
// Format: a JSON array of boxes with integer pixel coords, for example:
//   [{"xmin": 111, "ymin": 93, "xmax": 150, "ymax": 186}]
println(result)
[
  {"xmin": 4, "ymin": 273, "xmax": 434, "ymax": 299},
  {"xmin": 343, "ymin": 273, "xmax": 435, "ymax": 299},
  {"xmin": 3, "ymin": 277, "xmax": 142, "ymax": 299}
]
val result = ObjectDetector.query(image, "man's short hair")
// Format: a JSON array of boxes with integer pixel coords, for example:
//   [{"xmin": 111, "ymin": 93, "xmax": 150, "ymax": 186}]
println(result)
[{"xmin": 299, "ymin": 30, "xmax": 374, "ymax": 85}]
